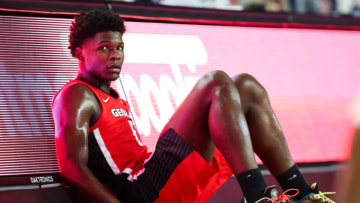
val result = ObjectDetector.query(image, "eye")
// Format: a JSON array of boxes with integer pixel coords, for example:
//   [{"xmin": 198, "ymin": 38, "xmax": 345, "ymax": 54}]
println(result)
[
  {"xmin": 116, "ymin": 46, "xmax": 124, "ymax": 51},
  {"xmin": 98, "ymin": 46, "xmax": 109, "ymax": 52}
]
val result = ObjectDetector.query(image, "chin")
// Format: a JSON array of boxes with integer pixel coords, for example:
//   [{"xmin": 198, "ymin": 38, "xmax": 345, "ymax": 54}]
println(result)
[
  {"xmin": 110, "ymin": 78, "xmax": 119, "ymax": 82},
  {"xmin": 108, "ymin": 75, "xmax": 120, "ymax": 81}
]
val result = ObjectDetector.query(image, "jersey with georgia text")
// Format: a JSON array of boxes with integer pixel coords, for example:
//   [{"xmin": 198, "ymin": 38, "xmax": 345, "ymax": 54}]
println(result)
[{"xmin": 54, "ymin": 80, "xmax": 151, "ymax": 182}]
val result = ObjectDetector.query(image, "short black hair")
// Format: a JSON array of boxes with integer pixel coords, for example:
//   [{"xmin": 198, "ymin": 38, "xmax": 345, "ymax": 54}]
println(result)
[{"xmin": 68, "ymin": 9, "xmax": 126, "ymax": 57}]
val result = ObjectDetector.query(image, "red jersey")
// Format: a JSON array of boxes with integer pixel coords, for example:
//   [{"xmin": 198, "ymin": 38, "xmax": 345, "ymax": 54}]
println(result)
[
  {"xmin": 54, "ymin": 80, "xmax": 232, "ymax": 203},
  {"xmin": 54, "ymin": 80, "xmax": 151, "ymax": 181}
]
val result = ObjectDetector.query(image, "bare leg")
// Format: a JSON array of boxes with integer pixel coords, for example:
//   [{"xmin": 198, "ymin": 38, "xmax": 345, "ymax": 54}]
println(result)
[
  {"xmin": 166, "ymin": 70, "xmax": 257, "ymax": 175},
  {"xmin": 232, "ymin": 73, "xmax": 294, "ymax": 176}
]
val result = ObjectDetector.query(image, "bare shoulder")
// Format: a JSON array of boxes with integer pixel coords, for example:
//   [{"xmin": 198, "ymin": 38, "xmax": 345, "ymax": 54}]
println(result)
[
  {"xmin": 55, "ymin": 83, "xmax": 95, "ymax": 103},
  {"xmin": 53, "ymin": 83, "xmax": 100, "ymax": 123}
]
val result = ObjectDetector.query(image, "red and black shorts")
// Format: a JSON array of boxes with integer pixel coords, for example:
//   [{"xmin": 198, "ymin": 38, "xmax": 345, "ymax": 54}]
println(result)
[{"xmin": 113, "ymin": 128, "xmax": 232, "ymax": 203}]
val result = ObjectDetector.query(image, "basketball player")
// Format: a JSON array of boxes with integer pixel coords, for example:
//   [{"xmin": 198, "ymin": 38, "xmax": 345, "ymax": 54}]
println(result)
[{"xmin": 52, "ymin": 9, "xmax": 335, "ymax": 203}]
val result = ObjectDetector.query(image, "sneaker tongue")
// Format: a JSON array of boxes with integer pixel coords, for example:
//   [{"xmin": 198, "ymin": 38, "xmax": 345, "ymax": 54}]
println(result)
[
  {"xmin": 264, "ymin": 186, "xmax": 279, "ymax": 198},
  {"xmin": 269, "ymin": 188, "xmax": 279, "ymax": 198},
  {"xmin": 310, "ymin": 182, "xmax": 320, "ymax": 193}
]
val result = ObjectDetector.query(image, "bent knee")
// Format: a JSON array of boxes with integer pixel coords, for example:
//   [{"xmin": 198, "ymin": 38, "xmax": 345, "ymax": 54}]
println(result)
[
  {"xmin": 232, "ymin": 73, "xmax": 269, "ymax": 104},
  {"xmin": 199, "ymin": 70, "xmax": 233, "ymax": 88},
  {"xmin": 196, "ymin": 70, "xmax": 241, "ymax": 101},
  {"xmin": 204, "ymin": 70, "xmax": 230, "ymax": 82}
]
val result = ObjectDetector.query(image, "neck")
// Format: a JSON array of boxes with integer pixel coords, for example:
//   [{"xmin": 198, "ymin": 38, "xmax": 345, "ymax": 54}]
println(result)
[{"xmin": 76, "ymin": 74, "xmax": 111, "ymax": 94}]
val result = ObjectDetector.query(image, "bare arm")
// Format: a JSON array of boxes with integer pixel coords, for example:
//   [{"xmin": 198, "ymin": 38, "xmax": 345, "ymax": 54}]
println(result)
[{"xmin": 53, "ymin": 84, "xmax": 120, "ymax": 203}]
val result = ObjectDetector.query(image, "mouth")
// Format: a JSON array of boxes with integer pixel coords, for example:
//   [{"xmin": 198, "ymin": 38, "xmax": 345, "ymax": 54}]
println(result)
[{"xmin": 107, "ymin": 65, "xmax": 122, "ymax": 72}]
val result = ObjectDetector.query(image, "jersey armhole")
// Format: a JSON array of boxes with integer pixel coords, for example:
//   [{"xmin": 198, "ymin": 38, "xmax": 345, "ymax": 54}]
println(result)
[{"xmin": 68, "ymin": 82, "xmax": 103, "ymax": 133}]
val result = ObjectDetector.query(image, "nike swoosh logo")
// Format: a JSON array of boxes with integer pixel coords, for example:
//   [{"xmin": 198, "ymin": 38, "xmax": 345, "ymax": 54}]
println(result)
[
  {"xmin": 288, "ymin": 174, "xmax": 297, "ymax": 181},
  {"xmin": 103, "ymin": 97, "xmax": 110, "ymax": 103}
]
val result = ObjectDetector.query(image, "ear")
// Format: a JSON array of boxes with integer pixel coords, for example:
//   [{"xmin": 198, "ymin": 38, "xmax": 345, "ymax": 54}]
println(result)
[{"xmin": 75, "ymin": 47, "xmax": 85, "ymax": 62}]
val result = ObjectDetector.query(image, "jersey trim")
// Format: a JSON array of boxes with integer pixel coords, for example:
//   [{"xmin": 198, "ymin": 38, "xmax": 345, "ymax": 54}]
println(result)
[{"xmin": 93, "ymin": 128, "xmax": 121, "ymax": 175}]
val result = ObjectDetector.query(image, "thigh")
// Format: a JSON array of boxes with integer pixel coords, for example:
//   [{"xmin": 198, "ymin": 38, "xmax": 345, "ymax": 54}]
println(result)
[{"xmin": 165, "ymin": 70, "xmax": 233, "ymax": 161}]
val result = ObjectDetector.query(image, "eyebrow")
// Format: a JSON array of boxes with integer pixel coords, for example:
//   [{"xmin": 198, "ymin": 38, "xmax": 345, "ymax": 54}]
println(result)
[{"xmin": 97, "ymin": 40, "xmax": 124, "ymax": 44}]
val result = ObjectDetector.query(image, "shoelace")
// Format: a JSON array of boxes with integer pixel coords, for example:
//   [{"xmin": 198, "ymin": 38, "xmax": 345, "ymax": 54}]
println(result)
[
  {"xmin": 310, "ymin": 191, "xmax": 336, "ymax": 203},
  {"xmin": 254, "ymin": 188, "xmax": 299, "ymax": 203},
  {"xmin": 273, "ymin": 188, "xmax": 299, "ymax": 202}
]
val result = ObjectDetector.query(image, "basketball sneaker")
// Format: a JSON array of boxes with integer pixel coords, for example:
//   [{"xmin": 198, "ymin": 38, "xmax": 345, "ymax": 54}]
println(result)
[
  {"xmin": 287, "ymin": 182, "xmax": 336, "ymax": 203},
  {"xmin": 241, "ymin": 185, "xmax": 289, "ymax": 203}
]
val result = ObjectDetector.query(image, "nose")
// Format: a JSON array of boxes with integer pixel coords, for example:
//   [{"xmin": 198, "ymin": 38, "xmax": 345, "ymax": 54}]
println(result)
[{"xmin": 108, "ymin": 50, "xmax": 122, "ymax": 61}]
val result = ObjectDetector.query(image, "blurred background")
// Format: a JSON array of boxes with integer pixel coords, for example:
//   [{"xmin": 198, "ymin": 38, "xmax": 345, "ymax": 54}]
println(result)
[
  {"xmin": 0, "ymin": 0, "xmax": 359, "ymax": 202},
  {"xmin": 78, "ymin": 0, "xmax": 360, "ymax": 17}
]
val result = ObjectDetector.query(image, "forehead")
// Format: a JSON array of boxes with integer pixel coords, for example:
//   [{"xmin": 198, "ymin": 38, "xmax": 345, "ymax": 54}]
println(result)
[{"xmin": 90, "ymin": 31, "xmax": 123, "ymax": 44}]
